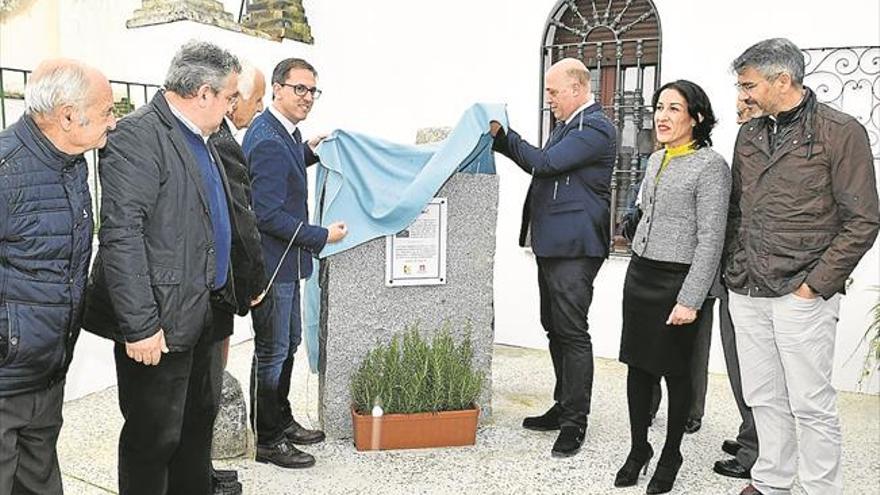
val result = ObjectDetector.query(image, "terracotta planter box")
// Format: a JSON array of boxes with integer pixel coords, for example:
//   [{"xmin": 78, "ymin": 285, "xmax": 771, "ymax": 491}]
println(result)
[{"xmin": 351, "ymin": 406, "xmax": 479, "ymax": 451}]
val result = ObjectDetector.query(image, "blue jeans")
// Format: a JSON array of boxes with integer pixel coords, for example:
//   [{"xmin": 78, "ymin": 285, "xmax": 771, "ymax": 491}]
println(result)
[{"xmin": 249, "ymin": 281, "xmax": 302, "ymax": 445}]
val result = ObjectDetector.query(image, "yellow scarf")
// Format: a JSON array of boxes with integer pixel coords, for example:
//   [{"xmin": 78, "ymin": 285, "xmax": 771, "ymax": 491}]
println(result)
[{"xmin": 655, "ymin": 141, "xmax": 696, "ymax": 183}]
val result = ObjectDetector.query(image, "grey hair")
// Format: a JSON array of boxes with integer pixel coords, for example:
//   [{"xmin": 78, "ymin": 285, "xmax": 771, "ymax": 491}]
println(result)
[
  {"xmin": 24, "ymin": 63, "xmax": 90, "ymax": 116},
  {"xmin": 732, "ymin": 38, "xmax": 805, "ymax": 86},
  {"xmin": 164, "ymin": 40, "xmax": 241, "ymax": 97},
  {"xmin": 237, "ymin": 62, "xmax": 258, "ymax": 100}
]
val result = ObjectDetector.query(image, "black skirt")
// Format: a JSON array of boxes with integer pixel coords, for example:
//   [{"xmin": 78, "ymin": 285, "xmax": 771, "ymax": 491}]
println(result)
[{"xmin": 619, "ymin": 253, "xmax": 703, "ymax": 377}]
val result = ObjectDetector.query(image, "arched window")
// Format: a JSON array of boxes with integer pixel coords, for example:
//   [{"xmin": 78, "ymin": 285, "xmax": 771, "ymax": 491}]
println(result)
[{"xmin": 540, "ymin": 0, "xmax": 662, "ymax": 253}]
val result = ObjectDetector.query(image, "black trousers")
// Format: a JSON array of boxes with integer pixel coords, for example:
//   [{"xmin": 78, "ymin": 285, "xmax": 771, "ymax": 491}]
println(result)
[
  {"xmin": 0, "ymin": 382, "xmax": 64, "ymax": 495},
  {"xmin": 114, "ymin": 327, "xmax": 223, "ymax": 495},
  {"xmin": 536, "ymin": 255, "xmax": 603, "ymax": 428},
  {"xmin": 718, "ymin": 294, "xmax": 758, "ymax": 468}
]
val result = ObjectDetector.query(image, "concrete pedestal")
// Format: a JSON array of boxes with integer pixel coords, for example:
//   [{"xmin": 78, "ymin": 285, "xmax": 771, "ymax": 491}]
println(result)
[{"xmin": 318, "ymin": 173, "xmax": 498, "ymax": 439}]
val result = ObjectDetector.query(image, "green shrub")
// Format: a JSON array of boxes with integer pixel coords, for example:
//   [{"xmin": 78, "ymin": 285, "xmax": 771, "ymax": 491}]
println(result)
[
  {"xmin": 351, "ymin": 323, "xmax": 483, "ymax": 415},
  {"xmin": 856, "ymin": 287, "xmax": 880, "ymax": 387}
]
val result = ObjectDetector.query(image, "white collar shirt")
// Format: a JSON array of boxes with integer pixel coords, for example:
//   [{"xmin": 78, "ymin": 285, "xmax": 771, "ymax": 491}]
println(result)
[
  {"xmin": 166, "ymin": 96, "xmax": 210, "ymax": 144},
  {"xmin": 565, "ymin": 97, "xmax": 596, "ymax": 126}
]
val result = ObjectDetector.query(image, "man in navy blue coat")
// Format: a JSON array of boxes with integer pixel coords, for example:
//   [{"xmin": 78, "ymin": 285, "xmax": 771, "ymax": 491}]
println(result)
[
  {"xmin": 0, "ymin": 59, "xmax": 115, "ymax": 495},
  {"xmin": 242, "ymin": 58, "xmax": 346, "ymax": 469},
  {"xmin": 489, "ymin": 58, "xmax": 616, "ymax": 457}
]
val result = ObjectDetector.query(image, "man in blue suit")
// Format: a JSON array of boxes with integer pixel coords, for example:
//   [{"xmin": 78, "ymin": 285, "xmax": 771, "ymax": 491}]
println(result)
[
  {"xmin": 489, "ymin": 58, "xmax": 616, "ymax": 457},
  {"xmin": 242, "ymin": 58, "xmax": 346, "ymax": 469}
]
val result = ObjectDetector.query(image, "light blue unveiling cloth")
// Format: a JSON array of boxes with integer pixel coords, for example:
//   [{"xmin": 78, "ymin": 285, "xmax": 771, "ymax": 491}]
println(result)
[{"xmin": 303, "ymin": 103, "xmax": 508, "ymax": 372}]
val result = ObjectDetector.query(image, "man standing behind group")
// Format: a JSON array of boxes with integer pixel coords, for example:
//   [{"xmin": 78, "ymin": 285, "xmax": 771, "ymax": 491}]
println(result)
[
  {"xmin": 83, "ymin": 41, "xmax": 240, "ymax": 495},
  {"xmin": 224, "ymin": 63, "xmax": 266, "ymax": 144},
  {"xmin": 726, "ymin": 38, "xmax": 879, "ymax": 495},
  {"xmin": 243, "ymin": 58, "xmax": 346, "ymax": 469},
  {"xmin": 0, "ymin": 59, "xmax": 115, "ymax": 495},
  {"xmin": 710, "ymin": 99, "xmax": 763, "ymax": 483},
  {"xmin": 211, "ymin": 61, "xmax": 267, "ymax": 370},
  {"xmin": 488, "ymin": 58, "xmax": 616, "ymax": 457},
  {"xmin": 206, "ymin": 61, "xmax": 266, "ymax": 495}
]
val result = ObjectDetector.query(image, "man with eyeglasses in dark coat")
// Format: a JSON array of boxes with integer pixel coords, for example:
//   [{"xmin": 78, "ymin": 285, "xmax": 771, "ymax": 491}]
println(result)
[{"xmin": 243, "ymin": 57, "xmax": 347, "ymax": 469}]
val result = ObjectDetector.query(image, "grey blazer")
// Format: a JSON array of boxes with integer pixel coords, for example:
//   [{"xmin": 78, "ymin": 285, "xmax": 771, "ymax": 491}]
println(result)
[{"xmin": 631, "ymin": 147, "xmax": 731, "ymax": 308}]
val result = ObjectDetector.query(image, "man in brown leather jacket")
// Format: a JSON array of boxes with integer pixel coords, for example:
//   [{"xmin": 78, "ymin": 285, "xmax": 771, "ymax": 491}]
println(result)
[{"xmin": 725, "ymin": 38, "xmax": 879, "ymax": 495}]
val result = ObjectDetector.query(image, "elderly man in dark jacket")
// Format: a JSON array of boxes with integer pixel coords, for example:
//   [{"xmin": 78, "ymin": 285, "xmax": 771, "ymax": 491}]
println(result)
[
  {"xmin": 211, "ymin": 62, "xmax": 268, "ymax": 353},
  {"xmin": 726, "ymin": 38, "xmax": 880, "ymax": 495},
  {"xmin": 205, "ymin": 62, "xmax": 267, "ymax": 495},
  {"xmin": 83, "ymin": 41, "xmax": 240, "ymax": 495},
  {"xmin": 488, "ymin": 57, "xmax": 616, "ymax": 458},
  {"xmin": 0, "ymin": 59, "xmax": 115, "ymax": 495}
]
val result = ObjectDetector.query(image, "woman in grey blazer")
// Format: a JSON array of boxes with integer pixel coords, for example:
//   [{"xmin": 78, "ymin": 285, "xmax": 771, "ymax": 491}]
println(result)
[{"xmin": 614, "ymin": 80, "xmax": 731, "ymax": 494}]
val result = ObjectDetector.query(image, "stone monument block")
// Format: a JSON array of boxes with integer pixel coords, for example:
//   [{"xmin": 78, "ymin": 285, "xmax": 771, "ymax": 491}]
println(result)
[
  {"xmin": 211, "ymin": 371, "xmax": 248, "ymax": 459},
  {"xmin": 318, "ymin": 173, "xmax": 498, "ymax": 439}
]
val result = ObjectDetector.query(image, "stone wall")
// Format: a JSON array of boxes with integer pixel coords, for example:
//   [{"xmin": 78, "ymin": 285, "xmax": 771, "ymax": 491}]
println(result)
[{"xmin": 125, "ymin": 0, "xmax": 313, "ymax": 43}]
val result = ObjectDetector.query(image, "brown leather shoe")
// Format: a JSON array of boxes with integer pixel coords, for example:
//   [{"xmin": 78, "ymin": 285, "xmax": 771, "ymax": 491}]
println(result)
[
  {"xmin": 740, "ymin": 484, "xmax": 764, "ymax": 495},
  {"xmin": 284, "ymin": 419, "xmax": 326, "ymax": 445}
]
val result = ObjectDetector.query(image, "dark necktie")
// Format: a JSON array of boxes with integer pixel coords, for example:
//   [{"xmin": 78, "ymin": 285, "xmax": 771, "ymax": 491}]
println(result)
[
  {"xmin": 292, "ymin": 128, "xmax": 302, "ymax": 145},
  {"xmin": 545, "ymin": 123, "xmax": 564, "ymax": 149}
]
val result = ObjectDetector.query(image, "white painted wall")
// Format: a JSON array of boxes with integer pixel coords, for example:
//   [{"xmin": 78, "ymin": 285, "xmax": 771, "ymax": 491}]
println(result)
[
  {"xmin": 2, "ymin": 0, "xmax": 878, "ymax": 399},
  {"xmin": 0, "ymin": 0, "xmax": 59, "ymax": 67}
]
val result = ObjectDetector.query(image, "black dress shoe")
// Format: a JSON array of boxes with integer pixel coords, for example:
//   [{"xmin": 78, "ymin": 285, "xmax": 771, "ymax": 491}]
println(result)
[
  {"xmin": 614, "ymin": 445, "xmax": 654, "ymax": 487},
  {"xmin": 211, "ymin": 469, "xmax": 238, "ymax": 484},
  {"xmin": 684, "ymin": 418, "xmax": 702, "ymax": 434},
  {"xmin": 646, "ymin": 456, "xmax": 682, "ymax": 494},
  {"xmin": 722, "ymin": 439, "xmax": 742, "ymax": 456},
  {"xmin": 211, "ymin": 469, "xmax": 240, "ymax": 495},
  {"xmin": 714, "ymin": 458, "xmax": 751, "ymax": 479},
  {"xmin": 256, "ymin": 438, "xmax": 316, "ymax": 469},
  {"xmin": 522, "ymin": 404, "xmax": 561, "ymax": 431},
  {"xmin": 213, "ymin": 479, "xmax": 243, "ymax": 495},
  {"xmin": 284, "ymin": 420, "xmax": 326, "ymax": 445},
  {"xmin": 551, "ymin": 425, "xmax": 584, "ymax": 458}
]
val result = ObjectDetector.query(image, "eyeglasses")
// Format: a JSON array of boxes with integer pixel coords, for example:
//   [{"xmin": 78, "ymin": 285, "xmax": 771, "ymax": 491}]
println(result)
[
  {"xmin": 734, "ymin": 81, "xmax": 760, "ymax": 95},
  {"xmin": 280, "ymin": 83, "xmax": 322, "ymax": 100},
  {"xmin": 734, "ymin": 72, "xmax": 781, "ymax": 95}
]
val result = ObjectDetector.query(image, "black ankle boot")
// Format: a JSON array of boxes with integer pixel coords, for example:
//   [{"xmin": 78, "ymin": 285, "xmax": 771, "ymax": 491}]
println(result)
[
  {"xmin": 522, "ymin": 404, "xmax": 562, "ymax": 431},
  {"xmin": 646, "ymin": 456, "xmax": 682, "ymax": 494},
  {"xmin": 614, "ymin": 445, "xmax": 654, "ymax": 487},
  {"xmin": 550, "ymin": 425, "xmax": 585, "ymax": 457}
]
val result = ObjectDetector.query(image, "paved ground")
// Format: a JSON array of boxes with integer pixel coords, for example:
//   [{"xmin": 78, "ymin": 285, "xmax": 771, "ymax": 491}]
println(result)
[{"xmin": 58, "ymin": 341, "xmax": 879, "ymax": 494}]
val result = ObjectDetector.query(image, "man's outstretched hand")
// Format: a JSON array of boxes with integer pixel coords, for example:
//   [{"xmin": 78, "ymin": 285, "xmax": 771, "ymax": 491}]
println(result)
[
  {"xmin": 327, "ymin": 221, "xmax": 348, "ymax": 243},
  {"xmin": 489, "ymin": 121, "xmax": 502, "ymax": 137}
]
